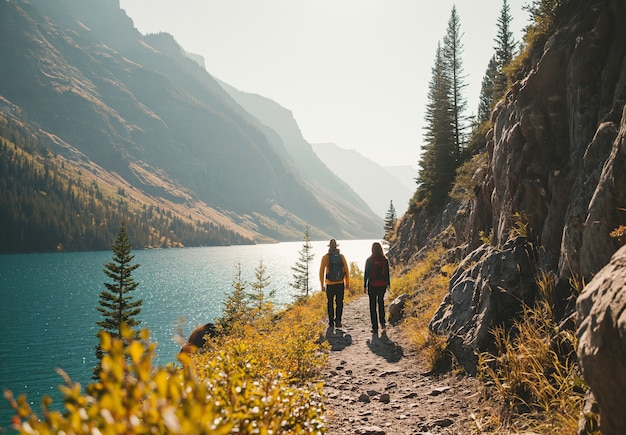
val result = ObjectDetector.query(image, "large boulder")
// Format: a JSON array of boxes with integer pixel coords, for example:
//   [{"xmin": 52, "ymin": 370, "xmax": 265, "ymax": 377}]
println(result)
[
  {"xmin": 430, "ymin": 237, "xmax": 538, "ymax": 373},
  {"xmin": 577, "ymin": 244, "xmax": 626, "ymax": 435}
]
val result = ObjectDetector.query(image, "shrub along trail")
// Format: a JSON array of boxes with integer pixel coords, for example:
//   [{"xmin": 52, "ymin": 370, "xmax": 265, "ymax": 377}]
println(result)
[{"xmin": 322, "ymin": 295, "xmax": 483, "ymax": 435}]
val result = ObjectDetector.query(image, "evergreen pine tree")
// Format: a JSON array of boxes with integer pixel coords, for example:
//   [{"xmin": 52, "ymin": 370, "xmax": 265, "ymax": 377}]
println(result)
[
  {"xmin": 217, "ymin": 262, "xmax": 250, "ymax": 333},
  {"xmin": 493, "ymin": 0, "xmax": 516, "ymax": 101},
  {"xmin": 442, "ymin": 5, "xmax": 468, "ymax": 156},
  {"xmin": 94, "ymin": 222, "xmax": 142, "ymax": 378},
  {"xmin": 416, "ymin": 42, "xmax": 457, "ymax": 204},
  {"xmin": 248, "ymin": 258, "xmax": 274, "ymax": 319},
  {"xmin": 384, "ymin": 201, "xmax": 397, "ymax": 238},
  {"xmin": 477, "ymin": 55, "xmax": 500, "ymax": 123},
  {"xmin": 291, "ymin": 226, "xmax": 315, "ymax": 301}
]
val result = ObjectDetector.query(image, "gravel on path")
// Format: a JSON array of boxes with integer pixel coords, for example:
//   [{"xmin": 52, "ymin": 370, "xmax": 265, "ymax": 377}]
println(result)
[{"xmin": 321, "ymin": 295, "xmax": 484, "ymax": 435}]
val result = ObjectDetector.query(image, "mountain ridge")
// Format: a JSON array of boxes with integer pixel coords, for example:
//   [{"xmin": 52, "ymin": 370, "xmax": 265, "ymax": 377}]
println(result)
[
  {"xmin": 0, "ymin": 0, "xmax": 382, "ymax": 252},
  {"xmin": 215, "ymin": 79, "xmax": 379, "ymax": 216},
  {"xmin": 312, "ymin": 142, "xmax": 414, "ymax": 218}
]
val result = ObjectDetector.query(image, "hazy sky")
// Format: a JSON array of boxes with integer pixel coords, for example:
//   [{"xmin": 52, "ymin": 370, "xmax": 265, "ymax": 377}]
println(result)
[{"xmin": 118, "ymin": 0, "xmax": 529, "ymax": 167}]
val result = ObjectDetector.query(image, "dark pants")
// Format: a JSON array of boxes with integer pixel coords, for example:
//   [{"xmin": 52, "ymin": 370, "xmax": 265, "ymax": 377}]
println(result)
[
  {"xmin": 368, "ymin": 286, "xmax": 386, "ymax": 330},
  {"xmin": 325, "ymin": 283, "xmax": 344, "ymax": 326}
]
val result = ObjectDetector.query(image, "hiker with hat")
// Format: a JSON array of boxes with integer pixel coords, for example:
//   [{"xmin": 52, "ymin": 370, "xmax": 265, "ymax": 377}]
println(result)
[{"xmin": 319, "ymin": 239, "xmax": 350, "ymax": 328}]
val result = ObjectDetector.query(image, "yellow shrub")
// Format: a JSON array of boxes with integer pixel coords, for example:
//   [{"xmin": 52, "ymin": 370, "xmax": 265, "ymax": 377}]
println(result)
[
  {"xmin": 6, "ymin": 319, "xmax": 327, "ymax": 434},
  {"xmin": 477, "ymin": 270, "xmax": 590, "ymax": 433},
  {"xmin": 389, "ymin": 245, "xmax": 454, "ymax": 370}
]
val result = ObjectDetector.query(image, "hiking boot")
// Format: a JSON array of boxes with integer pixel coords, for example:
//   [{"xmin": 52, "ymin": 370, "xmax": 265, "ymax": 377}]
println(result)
[
  {"xmin": 381, "ymin": 323, "xmax": 386, "ymax": 330},
  {"xmin": 335, "ymin": 321, "xmax": 342, "ymax": 328}
]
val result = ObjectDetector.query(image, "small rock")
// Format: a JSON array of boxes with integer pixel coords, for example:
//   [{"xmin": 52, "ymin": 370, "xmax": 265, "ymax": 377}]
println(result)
[
  {"xmin": 429, "ymin": 386, "xmax": 450, "ymax": 396},
  {"xmin": 379, "ymin": 393, "xmax": 391, "ymax": 404},
  {"xmin": 367, "ymin": 389, "xmax": 380, "ymax": 396},
  {"xmin": 358, "ymin": 393, "xmax": 371, "ymax": 403},
  {"xmin": 388, "ymin": 293, "xmax": 408, "ymax": 324},
  {"xmin": 384, "ymin": 382, "xmax": 397, "ymax": 390},
  {"xmin": 356, "ymin": 426, "xmax": 385, "ymax": 435},
  {"xmin": 432, "ymin": 417, "xmax": 454, "ymax": 428}
]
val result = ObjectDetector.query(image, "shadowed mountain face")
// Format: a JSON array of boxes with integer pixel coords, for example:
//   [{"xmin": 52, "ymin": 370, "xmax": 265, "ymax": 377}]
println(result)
[{"xmin": 0, "ymin": 0, "xmax": 381, "ymax": 248}]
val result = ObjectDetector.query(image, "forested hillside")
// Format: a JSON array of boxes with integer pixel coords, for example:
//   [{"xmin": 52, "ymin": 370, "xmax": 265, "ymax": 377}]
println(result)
[
  {"xmin": 0, "ymin": 114, "xmax": 253, "ymax": 252},
  {"xmin": 0, "ymin": 0, "xmax": 381, "ymax": 252}
]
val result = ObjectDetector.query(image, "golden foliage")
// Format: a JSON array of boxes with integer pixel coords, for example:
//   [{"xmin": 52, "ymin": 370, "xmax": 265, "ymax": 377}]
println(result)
[
  {"xmin": 477, "ymin": 269, "xmax": 594, "ymax": 433},
  {"xmin": 5, "ymin": 299, "xmax": 330, "ymax": 433},
  {"xmin": 510, "ymin": 211, "xmax": 530, "ymax": 239},
  {"xmin": 390, "ymin": 245, "xmax": 454, "ymax": 370},
  {"xmin": 450, "ymin": 151, "xmax": 489, "ymax": 201},
  {"xmin": 610, "ymin": 224, "xmax": 626, "ymax": 245}
]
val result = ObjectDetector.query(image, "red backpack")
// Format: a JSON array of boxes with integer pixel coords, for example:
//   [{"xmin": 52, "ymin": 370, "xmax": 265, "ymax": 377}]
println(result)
[{"xmin": 369, "ymin": 256, "xmax": 387, "ymax": 287}]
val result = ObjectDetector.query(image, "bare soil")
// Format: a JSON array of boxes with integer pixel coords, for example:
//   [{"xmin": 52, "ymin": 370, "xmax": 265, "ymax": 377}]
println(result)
[{"xmin": 322, "ymin": 295, "xmax": 485, "ymax": 435}]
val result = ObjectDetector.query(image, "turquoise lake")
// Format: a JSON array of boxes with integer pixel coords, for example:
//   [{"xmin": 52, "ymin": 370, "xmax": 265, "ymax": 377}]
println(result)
[{"xmin": 0, "ymin": 239, "xmax": 377, "ymax": 429}]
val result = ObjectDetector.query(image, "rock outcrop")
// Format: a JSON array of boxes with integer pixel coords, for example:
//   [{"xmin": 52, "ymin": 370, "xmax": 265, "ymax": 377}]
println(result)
[
  {"xmin": 430, "ymin": 237, "xmax": 537, "ymax": 373},
  {"xmin": 577, "ymin": 244, "xmax": 626, "ymax": 435},
  {"xmin": 390, "ymin": 0, "xmax": 626, "ymax": 425},
  {"xmin": 392, "ymin": 0, "xmax": 625, "ymax": 366}
]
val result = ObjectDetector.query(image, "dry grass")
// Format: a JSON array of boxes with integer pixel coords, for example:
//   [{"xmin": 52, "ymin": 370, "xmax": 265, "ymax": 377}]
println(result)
[
  {"xmin": 476, "ymin": 269, "xmax": 595, "ymax": 433},
  {"xmin": 390, "ymin": 244, "xmax": 456, "ymax": 370},
  {"xmin": 390, "ymin": 239, "xmax": 593, "ymax": 433},
  {"xmin": 450, "ymin": 151, "xmax": 489, "ymax": 202}
]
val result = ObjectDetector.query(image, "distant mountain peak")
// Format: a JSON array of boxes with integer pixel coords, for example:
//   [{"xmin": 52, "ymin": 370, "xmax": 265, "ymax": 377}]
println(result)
[
  {"xmin": 312, "ymin": 143, "xmax": 413, "ymax": 218},
  {"xmin": 0, "ymin": 0, "xmax": 382, "ymax": 251}
]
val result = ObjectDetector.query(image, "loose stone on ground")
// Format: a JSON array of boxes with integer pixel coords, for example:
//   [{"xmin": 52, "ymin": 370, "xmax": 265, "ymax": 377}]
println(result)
[{"xmin": 322, "ymin": 295, "xmax": 482, "ymax": 434}]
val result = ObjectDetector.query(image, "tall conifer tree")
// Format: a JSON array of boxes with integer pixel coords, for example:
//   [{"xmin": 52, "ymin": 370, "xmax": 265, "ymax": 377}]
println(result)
[
  {"xmin": 248, "ymin": 258, "xmax": 275, "ymax": 319},
  {"xmin": 478, "ymin": 55, "xmax": 500, "ymax": 123},
  {"xmin": 94, "ymin": 222, "xmax": 142, "ymax": 378},
  {"xmin": 493, "ymin": 0, "xmax": 516, "ymax": 102},
  {"xmin": 416, "ymin": 43, "xmax": 456, "ymax": 204},
  {"xmin": 442, "ymin": 5, "xmax": 468, "ymax": 156},
  {"xmin": 384, "ymin": 201, "xmax": 397, "ymax": 238},
  {"xmin": 217, "ymin": 263, "xmax": 251, "ymax": 333}
]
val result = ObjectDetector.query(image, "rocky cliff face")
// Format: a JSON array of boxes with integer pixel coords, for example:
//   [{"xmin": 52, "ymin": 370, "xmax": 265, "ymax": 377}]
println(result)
[
  {"xmin": 577, "ymin": 244, "xmax": 626, "ymax": 435},
  {"xmin": 389, "ymin": 0, "xmax": 626, "ymax": 397},
  {"xmin": 392, "ymin": 0, "xmax": 625, "ymax": 281},
  {"xmin": 486, "ymin": 0, "xmax": 626, "ymax": 282}
]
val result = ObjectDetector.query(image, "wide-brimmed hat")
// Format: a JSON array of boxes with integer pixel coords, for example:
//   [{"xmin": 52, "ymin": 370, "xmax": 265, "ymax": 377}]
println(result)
[{"xmin": 328, "ymin": 239, "xmax": 338, "ymax": 247}]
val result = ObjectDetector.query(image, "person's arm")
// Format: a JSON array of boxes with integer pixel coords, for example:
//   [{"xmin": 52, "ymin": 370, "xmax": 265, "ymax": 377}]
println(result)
[
  {"xmin": 363, "ymin": 257, "xmax": 370, "ymax": 293},
  {"xmin": 319, "ymin": 255, "xmax": 327, "ymax": 290},
  {"xmin": 385, "ymin": 258, "xmax": 391, "ymax": 288},
  {"xmin": 342, "ymin": 255, "xmax": 350, "ymax": 288}
]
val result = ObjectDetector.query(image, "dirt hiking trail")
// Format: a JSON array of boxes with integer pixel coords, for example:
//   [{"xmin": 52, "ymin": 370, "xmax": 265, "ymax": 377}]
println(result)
[{"xmin": 322, "ymin": 295, "xmax": 484, "ymax": 435}]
